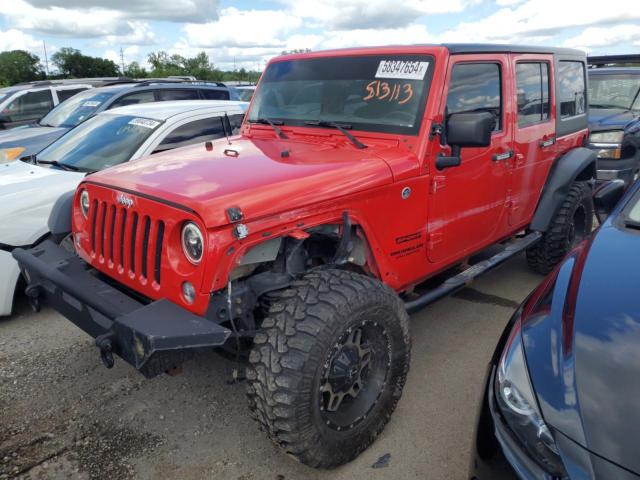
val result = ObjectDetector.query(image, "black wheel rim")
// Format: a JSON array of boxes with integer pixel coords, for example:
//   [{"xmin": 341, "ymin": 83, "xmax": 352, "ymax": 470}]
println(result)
[
  {"xmin": 319, "ymin": 321, "xmax": 391, "ymax": 431},
  {"xmin": 569, "ymin": 203, "xmax": 588, "ymax": 247}
]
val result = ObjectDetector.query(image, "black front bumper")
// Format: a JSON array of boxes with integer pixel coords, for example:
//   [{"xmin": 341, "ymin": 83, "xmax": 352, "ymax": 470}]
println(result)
[{"xmin": 13, "ymin": 239, "xmax": 231, "ymax": 378}]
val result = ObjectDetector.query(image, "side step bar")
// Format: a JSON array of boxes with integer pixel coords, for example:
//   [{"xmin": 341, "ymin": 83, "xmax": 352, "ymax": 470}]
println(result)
[{"xmin": 404, "ymin": 232, "xmax": 541, "ymax": 314}]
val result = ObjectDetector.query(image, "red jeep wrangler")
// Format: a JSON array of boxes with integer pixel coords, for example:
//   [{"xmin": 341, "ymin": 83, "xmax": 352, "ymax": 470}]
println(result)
[{"xmin": 14, "ymin": 44, "xmax": 595, "ymax": 468}]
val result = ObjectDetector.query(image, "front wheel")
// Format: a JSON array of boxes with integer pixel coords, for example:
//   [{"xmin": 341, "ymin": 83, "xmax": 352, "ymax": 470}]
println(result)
[
  {"xmin": 527, "ymin": 181, "xmax": 593, "ymax": 274},
  {"xmin": 246, "ymin": 269, "xmax": 410, "ymax": 468}
]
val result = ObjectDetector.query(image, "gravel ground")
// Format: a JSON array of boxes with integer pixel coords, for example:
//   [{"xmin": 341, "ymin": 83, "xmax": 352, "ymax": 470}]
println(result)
[{"xmin": 0, "ymin": 254, "xmax": 541, "ymax": 480}]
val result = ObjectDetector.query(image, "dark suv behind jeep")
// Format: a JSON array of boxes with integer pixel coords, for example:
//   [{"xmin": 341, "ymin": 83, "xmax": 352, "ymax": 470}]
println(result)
[{"xmin": 587, "ymin": 55, "xmax": 640, "ymax": 186}]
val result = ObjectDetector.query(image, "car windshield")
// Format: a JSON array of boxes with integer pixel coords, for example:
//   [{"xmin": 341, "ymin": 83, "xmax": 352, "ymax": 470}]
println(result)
[
  {"xmin": 238, "ymin": 89, "xmax": 254, "ymax": 102},
  {"xmin": 247, "ymin": 55, "xmax": 434, "ymax": 134},
  {"xmin": 588, "ymin": 73, "xmax": 640, "ymax": 110},
  {"xmin": 36, "ymin": 114, "xmax": 161, "ymax": 172},
  {"xmin": 39, "ymin": 89, "xmax": 117, "ymax": 128}
]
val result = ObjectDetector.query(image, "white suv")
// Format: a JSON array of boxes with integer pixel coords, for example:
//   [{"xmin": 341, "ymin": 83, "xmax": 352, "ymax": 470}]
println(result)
[
  {"xmin": 0, "ymin": 99, "xmax": 247, "ymax": 315},
  {"xmin": 0, "ymin": 81, "xmax": 95, "ymax": 129}
]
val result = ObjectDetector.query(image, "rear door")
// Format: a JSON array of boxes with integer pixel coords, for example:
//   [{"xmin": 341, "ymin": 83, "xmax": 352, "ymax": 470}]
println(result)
[
  {"xmin": 509, "ymin": 54, "xmax": 556, "ymax": 227},
  {"xmin": 427, "ymin": 55, "xmax": 513, "ymax": 263}
]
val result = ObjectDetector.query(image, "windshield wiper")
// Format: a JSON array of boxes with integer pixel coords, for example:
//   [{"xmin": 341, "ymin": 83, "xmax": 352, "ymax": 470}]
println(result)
[
  {"xmin": 249, "ymin": 118, "xmax": 288, "ymax": 139},
  {"xmin": 36, "ymin": 159, "xmax": 80, "ymax": 171},
  {"xmin": 303, "ymin": 120, "xmax": 367, "ymax": 149}
]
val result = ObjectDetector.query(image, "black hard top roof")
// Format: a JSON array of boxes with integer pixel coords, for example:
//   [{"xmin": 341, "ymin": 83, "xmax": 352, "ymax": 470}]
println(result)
[{"xmin": 443, "ymin": 43, "xmax": 585, "ymax": 56}]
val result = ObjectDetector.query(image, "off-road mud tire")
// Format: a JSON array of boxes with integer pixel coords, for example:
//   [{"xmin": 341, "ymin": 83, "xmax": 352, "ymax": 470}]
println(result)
[
  {"xmin": 527, "ymin": 181, "xmax": 593, "ymax": 274},
  {"xmin": 246, "ymin": 269, "xmax": 410, "ymax": 468}
]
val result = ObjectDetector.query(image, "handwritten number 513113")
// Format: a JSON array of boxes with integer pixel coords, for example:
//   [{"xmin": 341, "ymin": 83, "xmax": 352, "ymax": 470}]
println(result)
[{"xmin": 363, "ymin": 81, "xmax": 414, "ymax": 105}]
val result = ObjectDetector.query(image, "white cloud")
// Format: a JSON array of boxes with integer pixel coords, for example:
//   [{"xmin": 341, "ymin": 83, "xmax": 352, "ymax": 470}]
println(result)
[
  {"xmin": 17, "ymin": 0, "xmax": 218, "ymax": 23},
  {"xmin": 183, "ymin": 7, "xmax": 302, "ymax": 48},
  {"xmin": 281, "ymin": 0, "xmax": 476, "ymax": 30},
  {"xmin": 563, "ymin": 24, "xmax": 640, "ymax": 52},
  {"xmin": 0, "ymin": 28, "xmax": 43, "ymax": 52},
  {"xmin": 435, "ymin": 0, "xmax": 640, "ymax": 44}
]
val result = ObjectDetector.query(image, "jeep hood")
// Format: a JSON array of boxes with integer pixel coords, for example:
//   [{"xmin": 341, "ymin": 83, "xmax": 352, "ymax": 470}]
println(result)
[
  {"xmin": 0, "ymin": 124, "xmax": 69, "ymax": 158},
  {"xmin": 86, "ymin": 137, "xmax": 395, "ymax": 228},
  {"xmin": 0, "ymin": 160, "xmax": 84, "ymax": 246},
  {"xmin": 522, "ymin": 225, "xmax": 640, "ymax": 475}
]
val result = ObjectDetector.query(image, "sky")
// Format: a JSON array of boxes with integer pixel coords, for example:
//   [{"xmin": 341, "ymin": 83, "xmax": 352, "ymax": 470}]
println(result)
[{"xmin": 0, "ymin": 0, "xmax": 638, "ymax": 73}]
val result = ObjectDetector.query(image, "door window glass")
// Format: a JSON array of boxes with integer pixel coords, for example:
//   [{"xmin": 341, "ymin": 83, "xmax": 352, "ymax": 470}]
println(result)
[
  {"xmin": 56, "ymin": 88, "xmax": 88, "ymax": 103},
  {"xmin": 558, "ymin": 61, "xmax": 586, "ymax": 118},
  {"xmin": 446, "ymin": 63, "xmax": 502, "ymax": 131},
  {"xmin": 156, "ymin": 89, "xmax": 200, "ymax": 101},
  {"xmin": 1, "ymin": 90, "xmax": 53, "ymax": 122},
  {"xmin": 200, "ymin": 89, "xmax": 230, "ymax": 100},
  {"xmin": 154, "ymin": 117, "xmax": 225, "ymax": 153},
  {"xmin": 110, "ymin": 91, "xmax": 155, "ymax": 108},
  {"xmin": 516, "ymin": 62, "xmax": 550, "ymax": 127}
]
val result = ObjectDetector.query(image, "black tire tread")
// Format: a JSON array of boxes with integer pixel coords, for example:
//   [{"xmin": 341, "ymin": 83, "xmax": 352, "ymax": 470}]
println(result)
[
  {"xmin": 245, "ymin": 269, "xmax": 410, "ymax": 468},
  {"xmin": 527, "ymin": 181, "xmax": 593, "ymax": 274}
]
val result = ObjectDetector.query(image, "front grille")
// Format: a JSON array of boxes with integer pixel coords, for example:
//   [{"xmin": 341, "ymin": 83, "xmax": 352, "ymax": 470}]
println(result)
[{"xmin": 90, "ymin": 199, "xmax": 165, "ymax": 285}]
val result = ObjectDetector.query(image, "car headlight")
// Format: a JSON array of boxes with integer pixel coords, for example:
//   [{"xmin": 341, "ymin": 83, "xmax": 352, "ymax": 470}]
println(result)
[
  {"xmin": 181, "ymin": 222, "xmax": 204, "ymax": 265},
  {"xmin": 79, "ymin": 190, "xmax": 90, "ymax": 218},
  {"xmin": 495, "ymin": 323, "xmax": 567, "ymax": 477},
  {"xmin": 589, "ymin": 130, "xmax": 624, "ymax": 144},
  {"xmin": 0, "ymin": 147, "xmax": 26, "ymax": 162}
]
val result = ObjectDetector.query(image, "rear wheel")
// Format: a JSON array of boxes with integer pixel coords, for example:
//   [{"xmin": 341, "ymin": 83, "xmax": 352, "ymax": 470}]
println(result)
[
  {"xmin": 527, "ymin": 181, "xmax": 593, "ymax": 274},
  {"xmin": 246, "ymin": 269, "xmax": 410, "ymax": 468}
]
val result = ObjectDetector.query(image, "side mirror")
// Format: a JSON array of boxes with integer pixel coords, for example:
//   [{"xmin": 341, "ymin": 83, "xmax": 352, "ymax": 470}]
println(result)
[
  {"xmin": 436, "ymin": 112, "xmax": 494, "ymax": 170},
  {"xmin": 594, "ymin": 179, "xmax": 626, "ymax": 223}
]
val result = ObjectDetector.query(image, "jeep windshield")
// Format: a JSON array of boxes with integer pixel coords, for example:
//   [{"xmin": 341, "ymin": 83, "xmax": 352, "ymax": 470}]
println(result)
[
  {"xmin": 247, "ymin": 55, "xmax": 434, "ymax": 135},
  {"xmin": 39, "ymin": 89, "xmax": 117, "ymax": 128},
  {"xmin": 35, "ymin": 113, "xmax": 161, "ymax": 173},
  {"xmin": 588, "ymin": 73, "xmax": 640, "ymax": 111}
]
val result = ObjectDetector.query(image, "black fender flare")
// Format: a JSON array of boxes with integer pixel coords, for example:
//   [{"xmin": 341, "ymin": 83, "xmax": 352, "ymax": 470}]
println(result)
[
  {"xmin": 48, "ymin": 190, "xmax": 75, "ymax": 242},
  {"xmin": 530, "ymin": 147, "xmax": 596, "ymax": 232}
]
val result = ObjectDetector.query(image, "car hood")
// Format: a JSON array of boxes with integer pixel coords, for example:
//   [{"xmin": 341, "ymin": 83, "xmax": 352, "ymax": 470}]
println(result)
[
  {"xmin": 0, "ymin": 160, "xmax": 84, "ymax": 246},
  {"xmin": 522, "ymin": 224, "xmax": 640, "ymax": 475},
  {"xmin": 0, "ymin": 124, "xmax": 68, "ymax": 158},
  {"xmin": 589, "ymin": 107, "xmax": 639, "ymax": 131},
  {"xmin": 85, "ymin": 136, "xmax": 395, "ymax": 228}
]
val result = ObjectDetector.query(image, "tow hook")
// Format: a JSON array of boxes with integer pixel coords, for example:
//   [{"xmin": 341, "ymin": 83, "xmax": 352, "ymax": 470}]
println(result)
[
  {"xmin": 24, "ymin": 284, "xmax": 43, "ymax": 312},
  {"xmin": 96, "ymin": 333, "xmax": 116, "ymax": 369}
]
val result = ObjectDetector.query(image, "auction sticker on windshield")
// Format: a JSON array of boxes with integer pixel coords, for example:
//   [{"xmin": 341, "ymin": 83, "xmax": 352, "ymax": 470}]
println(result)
[
  {"xmin": 82, "ymin": 101, "xmax": 101, "ymax": 107},
  {"xmin": 129, "ymin": 118, "xmax": 160, "ymax": 129},
  {"xmin": 375, "ymin": 60, "xmax": 429, "ymax": 80}
]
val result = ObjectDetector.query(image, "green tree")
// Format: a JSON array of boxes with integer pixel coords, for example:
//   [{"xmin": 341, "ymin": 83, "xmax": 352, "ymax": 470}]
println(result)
[
  {"xmin": 0, "ymin": 50, "xmax": 44, "ymax": 86},
  {"xmin": 52, "ymin": 47, "xmax": 119, "ymax": 78},
  {"xmin": 124, "ymin": 61, "xmax": 148, "ymax": 79}
]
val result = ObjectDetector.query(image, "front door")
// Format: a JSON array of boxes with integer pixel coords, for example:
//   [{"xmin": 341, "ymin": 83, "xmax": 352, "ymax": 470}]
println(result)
[
  {"xmin": 427, "ymin": 55, "xmax": 513, "ymax": 264},
  {"xmin": 509, "ymin": 54, "xmax": 557, "ymax": 227}
]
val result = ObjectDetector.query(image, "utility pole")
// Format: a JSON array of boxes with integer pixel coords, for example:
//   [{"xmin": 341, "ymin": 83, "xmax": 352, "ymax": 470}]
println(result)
[
  {"xmin": 120, "ymin": 48, "xmax": 126, "ymax": 76},
  {"xmin": 42, "ymin": 40, "xmax": 49, "ymax": 77}
]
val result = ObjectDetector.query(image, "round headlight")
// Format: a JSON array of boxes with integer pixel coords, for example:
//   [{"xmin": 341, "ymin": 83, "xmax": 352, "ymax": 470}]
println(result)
[
  {"xmin": 80, "ymin": 190, "xmax": 90, "ymax": 218},
  {"xmin": 181, "ymin": 222, "xmax": 204, "ymax": 264}
]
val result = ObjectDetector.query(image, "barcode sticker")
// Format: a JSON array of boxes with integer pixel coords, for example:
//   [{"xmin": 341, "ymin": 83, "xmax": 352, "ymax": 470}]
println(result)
[
  {"xmin": 129, "ymin": 118, "xmax": 160, "ymax": 129},
  {"xmin": 375, "ymin": 60, "xmax": 429, "ymax": 80}
]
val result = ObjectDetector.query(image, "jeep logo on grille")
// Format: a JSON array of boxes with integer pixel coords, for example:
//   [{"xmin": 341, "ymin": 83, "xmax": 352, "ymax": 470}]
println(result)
[{"xmin": 117, "ymin": 193, "xmax": 134, "ymax": 208}]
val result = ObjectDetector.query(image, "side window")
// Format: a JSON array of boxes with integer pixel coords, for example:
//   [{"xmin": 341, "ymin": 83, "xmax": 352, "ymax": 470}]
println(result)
[
  {"xmin": 446, "ymin": 63, "xmax": 502, "ymax": 131},
  {"xmin": 153, "ymin": 117, "xmax": 225, "ymax": 153},
  {"xmin": 56, "ymin": 88, "xmax": 88, "ymax": 103},
  {"xmin": 516, "ymin": 62, "xmax": 550, "ymax": 127},
  {"xmin": 200, "ymin": 89, "xmax": 230, "ymax": 100},
  {"xmin": 1, "ymin": 90, "xmax": 53, "ymax": 121},
  {"xmin": 558, "ymin": 61, "xmax": 586, "ymax": 119},
  {"xmin": 227, "ymin": 113, "xmax": 244, "ymax": 134},
  {"xmin": 156, "ymin": 89, "xmax": 200, "ymax": 101},
  {"xmin": 109, "ymin": 91, "xmax": 155, "ymax": 108}
]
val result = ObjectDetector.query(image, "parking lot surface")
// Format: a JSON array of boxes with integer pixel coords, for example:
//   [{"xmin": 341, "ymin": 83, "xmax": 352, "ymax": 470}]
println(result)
[{"xmin": 0, "ymin": 254, "xmax": 541, "ymax": 480}]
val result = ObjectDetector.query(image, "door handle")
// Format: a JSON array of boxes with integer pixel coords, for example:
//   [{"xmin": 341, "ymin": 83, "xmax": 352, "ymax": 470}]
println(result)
[
  {"xmin": 539, "ymin": 137, "xmax": 556, "ymax": 148},
  {"xmin": 492, "ymin": 150, "xmax": 513, "ymax": 161}
]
